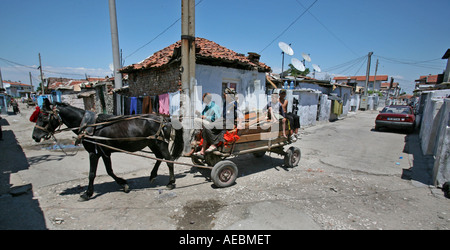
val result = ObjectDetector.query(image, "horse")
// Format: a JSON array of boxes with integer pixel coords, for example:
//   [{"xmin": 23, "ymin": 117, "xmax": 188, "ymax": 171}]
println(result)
[{"xmin": 31, "ymin": 99, "xmax": 184, "ymax": 201}]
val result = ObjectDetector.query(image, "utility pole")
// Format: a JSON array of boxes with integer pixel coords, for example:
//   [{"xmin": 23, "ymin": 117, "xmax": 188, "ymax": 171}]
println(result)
[
  {"xmin": 373, "ymin": 59, "xmax": 378, "ymax": 92},
  {"xmin": 360, "ymin": 52, "xmax": 373, "ymax": 111},
  {"xmin": 180, "ymin": 0, "xmax": 196, "ymax": 153},
  {"xmin": 108, "ymin": 0, "xmax": 123, "ymax": 90},
  {"xmin": 109, "ymin": 0, "xmax": 123, "ymax": 115},
  {"xmin": 39, "ymin": 53, "xmax": 45, "ymax": 95},
  {"xmin": 364, "ymin": 52, "xmax": 373, "ymax": 96},
  {"xmin": 29, "ymin": 72, "xmax": 33, "ymax": 92},
  {"xmin": 0, "ymin": 67, "xmax": 3, "ymax": 90},
  {"xmin": 0, "ymin": 67, "xmax": 5, "ymax": 115}
]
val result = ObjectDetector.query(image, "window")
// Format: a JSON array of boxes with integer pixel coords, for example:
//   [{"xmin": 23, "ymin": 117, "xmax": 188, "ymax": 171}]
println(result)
[{"xmin": 222, "ymin": 80, "xmax": 238, "ymax": 94}]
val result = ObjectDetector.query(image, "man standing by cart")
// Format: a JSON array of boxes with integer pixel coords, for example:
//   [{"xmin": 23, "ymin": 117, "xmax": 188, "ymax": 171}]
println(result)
[{"xmin": 279, "ymin": 89, "xmax": 300, "ymax": 141}]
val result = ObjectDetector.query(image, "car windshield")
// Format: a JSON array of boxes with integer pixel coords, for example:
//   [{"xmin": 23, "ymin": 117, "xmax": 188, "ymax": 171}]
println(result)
[{"xmin": 381, "ymin": 106, "xmax": 411, "ymax": 114}]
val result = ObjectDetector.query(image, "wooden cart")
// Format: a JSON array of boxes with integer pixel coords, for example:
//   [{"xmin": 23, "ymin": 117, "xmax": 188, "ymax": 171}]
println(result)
[
  {"xmin": 26, "ymin": 98, "xmax": 36, "ymax": 108},
  {"xmin": 190, "ymin": 118, "xmax": 301, "ymax": 188}
]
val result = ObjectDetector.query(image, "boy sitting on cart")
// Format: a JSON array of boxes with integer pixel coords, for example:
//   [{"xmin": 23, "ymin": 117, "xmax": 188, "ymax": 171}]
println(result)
[
  {"xmin": 190, "ymin": 89, "xmax": 243, "ymax": 157},
  {"xmin": 263, "ymin": 92, "xmax": 288, "ymax": 138}
]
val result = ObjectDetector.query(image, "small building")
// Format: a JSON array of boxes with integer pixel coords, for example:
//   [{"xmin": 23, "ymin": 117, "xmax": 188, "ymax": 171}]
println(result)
[
  {"xmin": 267, "ymin": 74, "xmax": 353, "ymax": 125},
  {"xmin": 415, "ymin": 74, "xmax": 444, "ymax": 91},
  {"xmin": 47, "ymin": 77, "xmax": 114, "ymax": 114},
  {"xmin": 120, "ymin": 37, "xmax": 272, "ymax": 113},
  {"xmin": 2, "ymin": 81, "xmax": 33, "ymax": 98},
  {"xmin": 333, "ymin": 75, "xmax": 389, "ymax": 92},
  {"xmin": 414, "ymin": 49, "xmax": 450, "ymax": 92},
  {"xmin": 380, "ymin": 81, "xmax": 399, "ymax": 96}
]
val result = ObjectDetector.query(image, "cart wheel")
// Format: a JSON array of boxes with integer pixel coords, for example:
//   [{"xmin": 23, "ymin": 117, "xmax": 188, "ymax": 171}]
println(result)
[
  {"xmin": 211, "ymin": 160, "xmax": 238, "ymax": 188},
  {"xmin": 252, "ymin": 151, "xmax": 266, "ymax": 158},
  {"xmin": 284, "ymin": 146, "xmax": 301, "ymax": 168}
]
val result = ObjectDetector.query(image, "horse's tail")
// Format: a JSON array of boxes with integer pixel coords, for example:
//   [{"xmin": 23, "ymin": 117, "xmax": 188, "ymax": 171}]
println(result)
[{"xmin": 171, "ymin": 127, "xmax": 184, "ymax": 160}]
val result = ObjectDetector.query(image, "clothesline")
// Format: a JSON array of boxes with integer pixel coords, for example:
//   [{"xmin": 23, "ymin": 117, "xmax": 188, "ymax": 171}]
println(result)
[{"xmin": 116, "ymin": 91, "xmax": 180, "ymax": 117}]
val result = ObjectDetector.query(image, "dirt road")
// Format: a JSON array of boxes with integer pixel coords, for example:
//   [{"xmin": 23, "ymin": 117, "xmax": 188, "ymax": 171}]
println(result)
[{"xmin": 1, "ymin": 102, "xmax": 448, "ymax": 230}]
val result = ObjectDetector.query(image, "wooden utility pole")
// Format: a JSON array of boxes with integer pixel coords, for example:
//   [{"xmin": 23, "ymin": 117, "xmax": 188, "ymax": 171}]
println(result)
[
  {"xmin": 180, "ymin": 0, "xmax": 196, "ymax": 152},
  {"xmin": 0, "ymin": 67, "xmax": 3, "ymax": 90},
  {"xmin": 39, "ymin": 53, "xmax": 45, "ymax": 95},
  {"xmin": 181, "ymin": 0, "xmax": 196, "ymax": 101},
  {"xmin": 373, "ymin": 59, "xmax": 379, "ymax": 92},
  {"xmin": 360, "ymin": 52, "xmax": 373, "ymax": 111},
  {"xmin": 108, "ymin": 0, "xmax": 122, "ymax": 90},
  {"xmin": 364, "ymin": 52, "xmax": 373, "ymax": 96},
  {"xmin": 29, "ymin": 72, "xmax": 33, "ymax": 92}
]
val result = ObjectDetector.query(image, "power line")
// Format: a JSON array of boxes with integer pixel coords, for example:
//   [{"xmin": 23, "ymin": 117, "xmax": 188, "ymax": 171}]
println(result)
[
  {"xmin": 123, "ymin": 18, "xmax": 180, "ymax": 61},
  {"xmin": 323, "ymin": 55, "xmax": 366, "ymax": 72},
  {"xmin": 259, "ymin": 0, "xmax": 319, "ymax": 54},
  {"xmin": 294, "ymin": 0, "xmax": 359, "ymax": 57},
  {"xmin": 337, "ymin": 55, "xmax": 366, "ymax": 75},
  {"xmin": 0, "ymin": 56, "xmax": 106, "ymax": 78},
  {"xmin": 353, "ymin": 56, "xmax": 366, "ymax": 76},
  {"xmin": 375, "ymin": 55, "xmax": 443, "ymax": 70},
  {"xmin": 123, "ymin": 0, "xmax": 206, "ymax": 62}
]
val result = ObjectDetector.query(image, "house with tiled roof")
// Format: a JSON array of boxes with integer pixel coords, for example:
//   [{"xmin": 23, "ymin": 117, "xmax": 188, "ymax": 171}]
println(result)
[
  {"xmin": 2, "ymin": 80, "xmax": 33, "ymax": 97},
  {"xmin": 120, "ymin": 37, "xmax": 271, "ymax": 110},
  {"xmin": 414, "ymin": 74, "xmax": 444, "ymax": 91},
  {"xmin": 333, "ymin": 75, "xmax": 389, "ymax": 92},
  {"xmin": 380, "ymin": 81, "xmax": 399, "ymax": 96},
  {"xmin": 413, "ymin": 49, "xmax": 450, "ymax": 92}
]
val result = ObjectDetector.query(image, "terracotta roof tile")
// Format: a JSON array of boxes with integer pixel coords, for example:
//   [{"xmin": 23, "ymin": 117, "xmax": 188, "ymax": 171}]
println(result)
[
  {"xmin": 121, "ymin": 37, "xmax": 271, "ymax": 72},
  {"xmin": 333, "ymin": 75, "xmax": 388, "ymax": 81},
  {"xmin": 380, "ymin": 82, "xmax": 398, "ymax": 88}
]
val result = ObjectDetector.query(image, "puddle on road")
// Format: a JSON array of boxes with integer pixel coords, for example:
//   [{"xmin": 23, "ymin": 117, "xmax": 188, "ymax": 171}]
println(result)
[
  {"xmin": 174, "ymin": 199, "xmax": 223, "ymax": 230},
  {"xmin": 24, "ymin": 139, "xmax": 83, "ymax": 152},
  {"xmin": 43, "ymin": 143, "xmax": 82, "ymax": 151}
]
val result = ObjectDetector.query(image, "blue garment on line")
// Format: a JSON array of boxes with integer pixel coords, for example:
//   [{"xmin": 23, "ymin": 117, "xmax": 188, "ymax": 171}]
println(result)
[{"xmin": 130, "ymin": 97, "xmax": 138, "ymax": 115}]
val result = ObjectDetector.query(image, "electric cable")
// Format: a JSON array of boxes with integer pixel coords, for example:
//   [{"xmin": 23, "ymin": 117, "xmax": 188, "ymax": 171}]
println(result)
[
  {"xmin": 259, "ymin": 0, "xmax": 318, "ymax": 54},
  {"xmin": 123, "ymin": 0, "xmax": 206, "ymax": 62},
  {"xmin": 294, "ymin": 0, "xmax": 359, "ymax": 57}
]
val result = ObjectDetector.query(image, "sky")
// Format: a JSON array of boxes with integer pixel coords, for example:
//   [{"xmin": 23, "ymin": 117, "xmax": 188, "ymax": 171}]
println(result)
[{"xmin": 1, "ymin": 0, "xmax": 449, "ymax": 94}]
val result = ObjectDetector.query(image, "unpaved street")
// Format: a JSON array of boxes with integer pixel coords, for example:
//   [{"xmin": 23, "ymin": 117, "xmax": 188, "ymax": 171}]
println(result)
[{"xmin": 1, "ymin": 102, "xmax": 449, "ymax": 230}]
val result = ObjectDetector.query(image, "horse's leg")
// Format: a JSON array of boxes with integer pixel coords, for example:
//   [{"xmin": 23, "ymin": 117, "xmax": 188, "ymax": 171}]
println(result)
[
  {"xmin": 165, "ymin": 161, "xmax": 176, "ymax": 190},
  {"xmin": 160, "ymin": 142, "xmax": 176, "ymax": 189},
  {"xmin": 79, "ymin": 152, "xmax": 99, "ymax": 201},
  {"xmin": 149, "ymin": 153, "xmax": 162, "ymax": 183},
  {"xmin": 148, "ymin": 143, "xmax": 162, "ymax": 182},
  {"xmin": 149, "ymin": 142, "xmax": 175, "ymax": 189},
  {"xmin": 102, "ymin": 153, "xmax": 129, "ymax": 193}
]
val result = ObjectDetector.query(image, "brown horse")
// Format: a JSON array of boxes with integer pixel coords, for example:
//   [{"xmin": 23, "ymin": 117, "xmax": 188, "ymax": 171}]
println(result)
[{"xmin": 31, "ymin": 99, "xmax": 183, "ymax": 201}]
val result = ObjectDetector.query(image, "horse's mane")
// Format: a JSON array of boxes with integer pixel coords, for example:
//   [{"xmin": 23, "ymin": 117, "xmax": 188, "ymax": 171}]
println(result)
[{"xmin": 55, "ymin": 102, "xmax": 85, "ymax": 112}]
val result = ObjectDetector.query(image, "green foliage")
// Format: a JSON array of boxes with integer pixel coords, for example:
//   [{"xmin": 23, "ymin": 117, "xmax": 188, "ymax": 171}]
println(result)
[{"xmin": 287, "ymin": 63, "xmax": 310, "ymax": 77}]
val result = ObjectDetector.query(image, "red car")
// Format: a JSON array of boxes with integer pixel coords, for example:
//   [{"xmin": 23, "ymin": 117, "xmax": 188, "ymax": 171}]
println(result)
[{"xmin": 375, "ymin": 105, "xmax": 415, "ymax": 133}]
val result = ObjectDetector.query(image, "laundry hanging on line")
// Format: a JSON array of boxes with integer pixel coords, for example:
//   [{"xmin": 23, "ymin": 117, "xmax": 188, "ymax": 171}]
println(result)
[{"xmin": 114, "ymin": 91, "xmax": 181, "ymax": 117}]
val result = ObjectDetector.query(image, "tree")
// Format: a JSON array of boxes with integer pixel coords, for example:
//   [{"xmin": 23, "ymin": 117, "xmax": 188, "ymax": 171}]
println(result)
[{"xmin": 287, "ymin": 63, "xmax": 310, "ymax": 77}]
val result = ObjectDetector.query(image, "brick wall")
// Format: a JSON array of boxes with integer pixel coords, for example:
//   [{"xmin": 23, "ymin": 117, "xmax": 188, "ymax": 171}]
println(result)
[{"xmin": 127, "ymin": 64, "xmax": 181, "ymax": 96}]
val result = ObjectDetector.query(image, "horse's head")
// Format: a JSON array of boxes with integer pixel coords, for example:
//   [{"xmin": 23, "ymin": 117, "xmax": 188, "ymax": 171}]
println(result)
[{"xmin": 31, "ymin": 98, "xmax": 62, "ymax": 142}]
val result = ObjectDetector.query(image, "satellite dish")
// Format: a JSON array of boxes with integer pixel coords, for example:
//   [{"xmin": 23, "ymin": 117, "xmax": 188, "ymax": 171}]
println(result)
[
  {"xmin": 291, "ymin": 58, "xmax": 305, "ymax": 71},
  {"xmin": 278, "ymin": 42, "xmax": 294, "ymax": 56},
  {"xmin": 302, "ymin": 53, "xmax": 311, "ymax": 62},
  {"xmin": 312, "ymin": 64, "xmax": 321, "ymax": 72}
]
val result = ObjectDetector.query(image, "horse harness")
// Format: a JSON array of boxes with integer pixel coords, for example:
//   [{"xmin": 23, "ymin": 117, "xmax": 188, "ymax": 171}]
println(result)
[
  {"xmin": 78, "ymin": 114, "xmax": 170, "ymax": 143},
  {"xmin": 34, "ymin": 108, "xmax": 170, "ymax": 143},
  {"xmin": 33, "ymin": 108, "xmax": 63, "ymax": 140}
]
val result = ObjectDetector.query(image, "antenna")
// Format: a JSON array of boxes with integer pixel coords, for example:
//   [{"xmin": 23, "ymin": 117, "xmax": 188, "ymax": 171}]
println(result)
[
  {"xmin": 278, "ymin": 42, "xmax": 294, "ymax": 78},
  {"xmin": 291, "ymin": 58, "xmax": 306, "ymax": 72},
  {"xmin": 278, "ymin": 42, "xmax": 294, "ymax": 56},
  {"xmin": 302, "ymin": 53, "xmax": 311, "ymax": 62},
  {"xmin": 312, "ymin": 64, "xmax": 321, "ymax": 72},
  {"xmin": 312, "ymin": 64, "xmax": 321, "ymax": 79}
]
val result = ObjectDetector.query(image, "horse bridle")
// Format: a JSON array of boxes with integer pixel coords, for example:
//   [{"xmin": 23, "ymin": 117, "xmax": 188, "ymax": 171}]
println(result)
[{"xmin": 34, "ymin": 108, "xmax": 63, "ymax": 140}]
